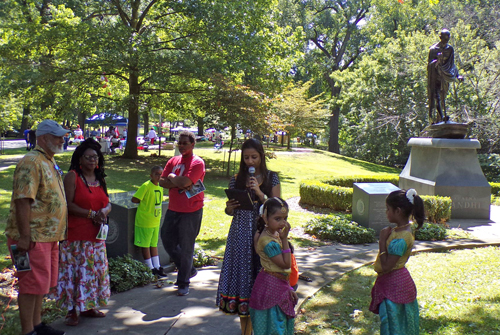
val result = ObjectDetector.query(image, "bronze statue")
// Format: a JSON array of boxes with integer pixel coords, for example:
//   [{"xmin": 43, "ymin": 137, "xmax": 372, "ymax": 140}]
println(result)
[{"xmin": 427, "ymin": 29, "xmax": 463, "ymax": 123}]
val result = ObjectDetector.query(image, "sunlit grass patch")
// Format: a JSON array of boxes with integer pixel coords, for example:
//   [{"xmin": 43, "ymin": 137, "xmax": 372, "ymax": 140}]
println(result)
[{"xmin": 295, "ymin": 247, "xmax": 500, "ymax": 335}]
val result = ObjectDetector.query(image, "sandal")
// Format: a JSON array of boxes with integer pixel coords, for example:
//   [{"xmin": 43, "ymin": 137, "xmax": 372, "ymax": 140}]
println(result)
[
  {"xmin": 299, "ymin": 274, "xmax": 313, "ymax": 282},
  {"xmin": 65, "ymin": 310, "xmax": 79, "ymax": 326},
  {"xmin": 80, "ymin": 309, "xmax": 106, "ymax": 318}
]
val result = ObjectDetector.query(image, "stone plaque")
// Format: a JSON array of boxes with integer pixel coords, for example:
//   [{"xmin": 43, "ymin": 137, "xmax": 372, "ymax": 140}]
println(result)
[
  {"xmin": 352, "ymin": 183, "xmax": 401, "ymax": 234},
  {"xmin": 107, "ymin": 191, "xmax": 170, "ymax": 265}
]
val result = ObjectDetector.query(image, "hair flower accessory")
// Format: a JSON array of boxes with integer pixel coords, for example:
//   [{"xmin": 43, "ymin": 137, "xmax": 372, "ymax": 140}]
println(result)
[
  {"xmin": 406, "ymin": 188, "xmax": 417, "ymax": 204},
  {"xmin": 259, "ymin": 204, "xmax": 265, "ymax": 216}
]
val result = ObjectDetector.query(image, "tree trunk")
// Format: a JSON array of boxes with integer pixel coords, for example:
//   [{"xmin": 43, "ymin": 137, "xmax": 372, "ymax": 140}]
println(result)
[
  {"xmin": 328, "ymin": 109, "xmax": 340, "ymax": 153},
  {"xmin": 197, "ymin": 116, "xmax": 204, "ymax": 137},
  {"xmin": 327, "ymin": 77, "xmax": 341, "ymax": 154},
  {"xmin": 20, "ymin": 106, "xmax": 30, "ymax": 133},
  {"xmin": 78, "ymin": 110, "xmax": 86, "ymax": 135},
  {"xmin": 123, "ymin": 72, "xmax": 140, "ymax": 159},
  {"xmin": 287, "ymin": 132, "xmax": 291, "ymax": 150},
  {"xmin": 143, "ymin": 112, "xmax": 149, "ymax": 136},
  {"xmin": 226, "ymin": 126, "xmax": 237, "ymax": 177}
]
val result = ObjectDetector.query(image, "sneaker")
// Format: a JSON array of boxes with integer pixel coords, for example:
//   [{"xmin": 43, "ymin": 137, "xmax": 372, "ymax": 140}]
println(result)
[
  {"xmin": 177, "ymin": 286, "xmax": 189, "ymax": 296},
  {"xmin": 34, "ymin": 322, "xmax": 66, "ymax": 335},
  {"xmin": 153, "ymin": 267, "xmax": 168, "ymax": 277}
]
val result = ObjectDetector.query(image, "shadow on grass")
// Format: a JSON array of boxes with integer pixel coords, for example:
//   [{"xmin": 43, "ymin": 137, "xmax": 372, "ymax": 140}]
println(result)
[
  {"xmin": 317, "ymin": 150, "xmax": 400, "ymax": 174},
  {"xmin": 295, "ymin": 265, "xmax": 379, "ymax": 335},
  {"xmin": 197, "ymin": 238, "xmax": 227, "ymax": 256}
]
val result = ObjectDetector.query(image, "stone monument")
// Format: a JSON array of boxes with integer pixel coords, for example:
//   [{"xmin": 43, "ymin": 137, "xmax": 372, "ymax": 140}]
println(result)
[
  {"xmin": 399, "ymin": 138, "xmax": 490, "ymax": 219},
  {"xmin": 352, "ymin": 182, "xmax": 401, "ymax": 234},
  {"xmin": 107, "ymin": 192, "xmax": 170, "ymax": 263},
  {"xmin": 399, "ymin": 29, "xmax": 490, "ymax": 220}
]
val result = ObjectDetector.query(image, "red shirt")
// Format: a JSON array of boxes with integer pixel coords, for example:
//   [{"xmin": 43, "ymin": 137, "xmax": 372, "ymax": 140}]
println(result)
[
  {"xmin": 162, "ymin": 154, "xmax": 205, "ymax": 213},
  {"xmin": 67, "ymin": 171, "xmax": 109, "ymax": 242}
]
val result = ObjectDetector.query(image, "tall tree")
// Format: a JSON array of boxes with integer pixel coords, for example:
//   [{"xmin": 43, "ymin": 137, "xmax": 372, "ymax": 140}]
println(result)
[
  {"xmin": 1, "ymin": 1, "xmax": 299, "ymax": 158},
  {"xmin": 272, "ymin": 81, "xmax": 328, "ymax": 149},
  {"xmin": 300, "ymin": 0, "xmax": 370, "ymax": 153}
]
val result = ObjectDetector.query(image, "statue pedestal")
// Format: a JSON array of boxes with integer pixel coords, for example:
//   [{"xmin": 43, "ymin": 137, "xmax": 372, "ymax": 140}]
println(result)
[{"xmin": 399, "ymin": 138, "xmax": 490, "ymax": 219}]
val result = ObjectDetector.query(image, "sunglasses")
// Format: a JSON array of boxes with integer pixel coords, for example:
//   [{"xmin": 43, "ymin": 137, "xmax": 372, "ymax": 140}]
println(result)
[{"xmin": 83, "ymin": 155, "xmax": 99, "ymax": 161}]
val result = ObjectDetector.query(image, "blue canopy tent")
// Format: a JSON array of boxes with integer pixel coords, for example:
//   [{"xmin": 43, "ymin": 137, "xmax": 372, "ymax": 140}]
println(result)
[{"xmin": 85, "ymin": 113, "xmax": 128, "ymax": 126}]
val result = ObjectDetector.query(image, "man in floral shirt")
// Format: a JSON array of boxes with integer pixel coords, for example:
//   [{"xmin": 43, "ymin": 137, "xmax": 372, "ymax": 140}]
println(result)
[{"xmin": 6, "ymin": 119, "xmax": 68, "ymax": 335}]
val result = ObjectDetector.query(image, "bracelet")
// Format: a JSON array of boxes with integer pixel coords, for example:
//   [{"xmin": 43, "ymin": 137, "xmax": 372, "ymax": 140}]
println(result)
[
  {"xmin": 282, "ymin": 248, "xmax": 291, "ymax": 254},
  {"xmin": 379, "ymin": 251, "xmax": 386, "ymax": 256},
  {"xmin": 88, "ymin": 210, "xmax": 97, "ymax": 220}
]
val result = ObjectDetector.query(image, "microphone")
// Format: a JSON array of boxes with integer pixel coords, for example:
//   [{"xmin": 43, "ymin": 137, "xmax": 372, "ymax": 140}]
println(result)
[{"xmin": 248, "ymin": 167, "xmax": 255, "ymax": 200}]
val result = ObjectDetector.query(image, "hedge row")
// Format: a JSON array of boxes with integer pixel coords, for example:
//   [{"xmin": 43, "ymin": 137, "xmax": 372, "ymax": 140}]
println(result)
[
  {"xmin": 322, "ymin": 175, "xmax": 399, "ymax": 188},
  {"xmin": 300, "ymin": 177, "xmax": 452, "ymax": 222},
  {"xmin": 300, "ymin": 181, "xmax": 353, "ymax": 211},
  {"xmin": 321, "ymin": 174, "xmax": 500, "ymax": 196}
]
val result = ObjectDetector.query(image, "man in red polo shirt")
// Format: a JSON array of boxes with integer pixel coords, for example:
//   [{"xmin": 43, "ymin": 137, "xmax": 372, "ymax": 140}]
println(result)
[{"xmin": 159, "ymin": 130, "xmax": 205, "ymax": 296}]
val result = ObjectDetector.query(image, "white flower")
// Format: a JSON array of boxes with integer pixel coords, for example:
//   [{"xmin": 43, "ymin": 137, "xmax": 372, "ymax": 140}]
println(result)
[{"xmin": 406, "ymin": 189, "xmax": 417, "ymax": 204}]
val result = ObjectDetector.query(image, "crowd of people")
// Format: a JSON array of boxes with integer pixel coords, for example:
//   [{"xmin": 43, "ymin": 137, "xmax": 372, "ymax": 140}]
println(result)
[{"xmin": 6, "ymin": 119, "xmax": 423, "ymax": 335}]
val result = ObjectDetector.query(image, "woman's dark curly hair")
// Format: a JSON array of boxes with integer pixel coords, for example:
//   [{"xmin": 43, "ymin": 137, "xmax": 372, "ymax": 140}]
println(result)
[{"xmin": 68, "ymin": 138, "xmax": 108, "ymax": 196}]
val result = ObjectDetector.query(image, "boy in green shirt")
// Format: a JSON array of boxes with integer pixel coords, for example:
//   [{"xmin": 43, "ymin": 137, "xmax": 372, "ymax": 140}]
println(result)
[{"xmin": 132, "ymin": 166, "xmax": 167, "ymax": 276}]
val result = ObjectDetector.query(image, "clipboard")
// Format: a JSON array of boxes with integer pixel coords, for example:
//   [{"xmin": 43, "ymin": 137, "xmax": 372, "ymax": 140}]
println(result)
[{"xmin": 225, "ymin": 188, "xmax": 254, "ymax": 211}]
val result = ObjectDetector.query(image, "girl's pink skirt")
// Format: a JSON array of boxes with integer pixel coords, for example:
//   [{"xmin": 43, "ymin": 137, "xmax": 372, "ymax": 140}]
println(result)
[{"xmin": 249, "ymin": 270, "xmax": 296, "ymax": 318}]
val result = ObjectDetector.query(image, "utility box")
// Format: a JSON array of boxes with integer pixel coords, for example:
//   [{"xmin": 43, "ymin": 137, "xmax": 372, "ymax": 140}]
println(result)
[
  {"xmin": 352, "ymin": 183, "xmax": 400, "ymax": 234},
  {"xmin": 107, "ymin": 192, "xmax": 170, "ymax": 264}
]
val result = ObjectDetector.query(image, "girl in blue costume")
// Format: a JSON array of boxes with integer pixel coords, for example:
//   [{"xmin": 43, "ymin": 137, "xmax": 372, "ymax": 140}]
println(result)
[
  {"xmin": 370, "ymin": 189, "xmax": 424, "ymax": 334},
  {"xmin": 249, "ymin": 197, "xmax": 298, "ymax": 335}
]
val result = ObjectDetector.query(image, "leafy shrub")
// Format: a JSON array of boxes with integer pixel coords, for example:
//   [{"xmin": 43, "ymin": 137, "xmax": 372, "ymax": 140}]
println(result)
[
  {"xmin": 415, "ymin": 222, "xmax": 447, "ymax": 241},
  {"xmin": 478, "ymin": 154, "xmax": 500, "ymax": 182},
  {"xmin": 193, "ymin": 245, "xmax": 217, "ymax": 268},
  {"xmin": 491, "ymin": 183, "xmax": 500, "ymax": 196},
  {"xmin": 108, "ymin": 254, "xmax": 155, "ymax": 293},
  {"xmin": 300, "ymin": 181, "xmax": 352, "ymax": 211},
  {"xmin": 304, "ymin": 215, "xmax": 376, "ymax": 244},
  {"xmin": 421, "ymin": 195, "xmax": 452, "ymax": 223}
]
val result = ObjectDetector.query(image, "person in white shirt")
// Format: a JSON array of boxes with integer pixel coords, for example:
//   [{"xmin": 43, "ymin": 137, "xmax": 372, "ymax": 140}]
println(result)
[{"xmin": 148, "ymin": 128, "xmax": 157, "ymax": 145}]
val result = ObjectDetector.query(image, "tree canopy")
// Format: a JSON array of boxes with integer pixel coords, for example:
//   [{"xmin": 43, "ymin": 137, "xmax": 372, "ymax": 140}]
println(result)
[{"xmin": 1, "ymin": 0, "xmax": 499, "ymax": 167}]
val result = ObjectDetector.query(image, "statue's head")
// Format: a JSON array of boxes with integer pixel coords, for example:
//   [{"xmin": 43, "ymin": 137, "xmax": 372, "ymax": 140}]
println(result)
[{"xmin": 439, "ymin": 29, "xmax": 451, "ymax": 43}]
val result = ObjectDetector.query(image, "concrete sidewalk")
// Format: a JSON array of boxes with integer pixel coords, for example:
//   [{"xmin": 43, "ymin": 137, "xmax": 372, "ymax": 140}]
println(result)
[{"xmin": 50, "ymin": 207, "xmax": 500, "ymax": 335}]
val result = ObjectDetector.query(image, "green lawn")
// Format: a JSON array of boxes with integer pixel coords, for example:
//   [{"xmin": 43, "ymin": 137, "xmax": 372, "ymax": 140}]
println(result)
[
  {"xmin": 0, "ymin": 145, "xmax": 399, "ymax": 264},
  {"xmin": 295, "ymin": 246, "xmax": 500, "ymax": 335}
]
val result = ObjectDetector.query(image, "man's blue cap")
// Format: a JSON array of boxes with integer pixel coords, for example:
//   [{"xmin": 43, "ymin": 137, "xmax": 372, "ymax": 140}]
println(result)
[{"xmin": 36, "ymin": 120, "xmax": 68, "ymax": 137}]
